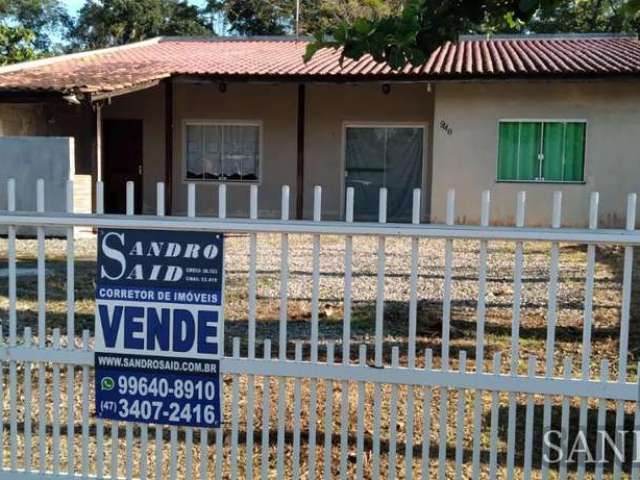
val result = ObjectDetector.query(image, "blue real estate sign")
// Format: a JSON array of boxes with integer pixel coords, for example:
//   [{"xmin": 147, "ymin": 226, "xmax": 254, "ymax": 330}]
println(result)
[{"xmin": 94, "ymin": 229, "xmax": 223, "ymax": 428}]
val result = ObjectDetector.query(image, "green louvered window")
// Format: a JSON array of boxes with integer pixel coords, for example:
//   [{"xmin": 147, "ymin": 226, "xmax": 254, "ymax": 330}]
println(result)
[{"xmin": 497, "ymin": 121, "xmax": 586, "ymax": 182}]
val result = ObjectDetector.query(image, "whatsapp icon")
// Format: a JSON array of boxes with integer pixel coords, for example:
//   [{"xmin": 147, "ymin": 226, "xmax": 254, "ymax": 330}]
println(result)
[{"xmin": 101, "ymin": 377, "xmax": 115, "ymax": 391}]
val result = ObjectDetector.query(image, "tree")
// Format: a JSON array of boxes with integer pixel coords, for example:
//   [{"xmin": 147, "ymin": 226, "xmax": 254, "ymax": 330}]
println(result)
[
  {"xmin": 72, "ymin": 0, "xmax": 213, "ymax": 50},
  {"xmin": 0, "ymin": 25, "xmax": 37, "ymax": 65},
  {"xmin": 527, "ymin": 0, "xmax": 640, "ymax": 33},
  {"xmin": 305, "ymin": 0, "xmax": 640, "ymax": 68},
  {"xmin": 206, "ymin": 0, "xmax": 291, "ymax": 35},
  {"xmin": 206, "ymin": 0, "xmax": 399, "ymax": 36},
  {"xmin": 0, "ymin": 0, "xmax": 70, "ymax": 64},
  {"xmin": 305, "ymin": 0, "xmax": 546, "ymax": 67},
  {"xmin": 2, "ymin": 0, "xmax": 71, "ymax": 52}
]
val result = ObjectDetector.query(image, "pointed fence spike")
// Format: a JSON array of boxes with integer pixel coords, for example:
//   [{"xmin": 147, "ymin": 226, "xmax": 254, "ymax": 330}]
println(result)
[
  {"xmin": 187, "ymin": 183, "xmax": 196, "ymax": 218},
  {"xmin": 96, "ymin": 181, "xmax": 104, "ymax": 214},
  {"xmin": 232, "ymin": 337, "xmax": 240, "ymax": 357},
  {"xmin": 412, "ymin": 188, "xmax": 421, "ymax": 225},
  {"xmin": 313, "ymin": 186, "xmax": 322, "ymax": 222},
  {"xmin": 391, "ymin": 347, "xmax": 400, "ymax": 368},
  {"xmin": 66, "ymin": 180, "xmax": 74, "ymax": 214},
  {"xmin": 359, "ymin": 344, "xmax": 367, "ymax": 364},
  {"xmin": 327, "ymin": 342, "xmax": 335, "ymax": 364},
  {"xmin": 218, "ymin": 184, "xmax": 226, "ymax": 219},
  {"xmin": 481, "ymin": 190, "xmax": 491, "ymax": 226},
  {"xmin": 281, "ymin": 185, "xmax": 290, "ymax": 221},
  {"xmin": 516, "ymin": 191, "xmax": 526, "ymax": 227},
  {"xmin": 424, "ymin": 349, "xmax": 433, "ymax": 370},
  {"xmin": 552, "ymin": 191, "xmax": 562, "ymax": 228},
  {"xmin": 36, "ymin": 179, "xmax": 45, "ymax": 213},
  {"xmin": 345, "ymin": 187, "xmax": 354, "ymax": 223},
  {"xmin": 446, "ymin": 189, "xmax": 455, "ymax": 226},
  {"xmin": 7, "ymin": 179, "xmax": 15, "ymax": 212},
  {"xmin": 589, "ymin": 192, "xmax": 599, "ymax": 229},
  {"xmin": 156, "ymin": 182, "xmax": 165, "ymax": 216},
  {"xmin": 250, "ymin": 184, "xmax": 258, "ymax": 220},
  {"xmin": 459, "ymin": 350, "xmax": 467, "ymax": 372},
  {"xmin": 126, "ymin": 181, "xmax": 134, "ymax": 215},
  {"xmin": 378, "ymin": 187, "xmax": 387, "ymax": 224},
  {"xmin": 627, "ymin": 193, "xmax": 637, "ymax": 231}
]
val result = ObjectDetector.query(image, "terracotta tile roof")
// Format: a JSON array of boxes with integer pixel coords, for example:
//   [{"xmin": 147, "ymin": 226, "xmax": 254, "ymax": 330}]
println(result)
[
  {"xmin": 423, "ymin": 36, "xmax": 640, "ymax": 76},
  {"xmin": 1, "ymin": 35, "xmax": 639, "ymax": 94}
]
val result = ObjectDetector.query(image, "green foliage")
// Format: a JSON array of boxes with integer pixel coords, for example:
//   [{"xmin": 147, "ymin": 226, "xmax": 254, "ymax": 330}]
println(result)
[
  {"xmin": 206, "ymin": 0, "xmax": 291, "ymax": 35},
  {"xmin": 307, "ymin": 0, "xmax": 542, "ymax": 68},
  {"xmin": 2, "ymin": 0, "xmax": 640, "ymax": 67},
  {"xmin": 0, "ymin": 24, "xmax": 37, "ymax": 65},
  {"xmin": 72, "ymin": 0, "xmax": 213, "ymax": 49},
  {"xmin": 307, "ymin": 0, "xmax": 640, "ymax": 69},
  {"xmin": 2, "ymin": 0, "xmax": 71, "ymax": 52},
  {"xmin": 0, "ymin": 0, "xmax": 69, "ymax": 64},
  {"xmin": 528, "ymin": 0, "xmax": 640, "ymax": 33},
  {"xmin": 207, "ymin": 0, "xmax": 400, "ymax": 37}
]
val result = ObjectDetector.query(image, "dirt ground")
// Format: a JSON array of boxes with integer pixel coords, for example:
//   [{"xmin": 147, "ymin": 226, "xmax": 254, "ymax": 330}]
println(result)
[{"xmin": 0, "ymin": 234, "xmax": 638, "ymax": 478}]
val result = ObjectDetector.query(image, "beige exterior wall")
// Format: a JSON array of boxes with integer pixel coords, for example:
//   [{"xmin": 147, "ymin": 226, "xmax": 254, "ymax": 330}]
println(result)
[
  {"xmin": 432, "ymin": 81, "xmax": 640, "ymax": 227},
  {"xmin": 305, "ymin": 83, "xmax": 434, "ymax": 220},
  {"xmin": 7, "ymin": 80, "xmax": 640, "ymax": 226},
  {"xmin": 0, "ymin": 104, "xmax": 48, "ymax": 136},
  {"xmin": 168, "ymin": 82, "xmax": 434, "ymax": 219},
  {"xmin": 102, "ymin": 84, "xmax": 166, "ymax": 214},
  {"xmin": 172, "ymin": 82, "xmax": 298, "ymax": 218},
  {"xmin": 0, "ymin": 103, "xmax": 94, "ymax": 175}
]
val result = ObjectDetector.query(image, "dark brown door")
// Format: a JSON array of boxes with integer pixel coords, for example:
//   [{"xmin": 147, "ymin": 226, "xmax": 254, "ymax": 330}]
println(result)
[{"xmin": 103, "ymin": 119, "xmax": 143, "ymax": 214}]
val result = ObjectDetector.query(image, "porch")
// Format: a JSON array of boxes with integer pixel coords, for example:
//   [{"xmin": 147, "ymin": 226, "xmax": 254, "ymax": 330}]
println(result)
[{"xmin": 98, "ymin": 79, "xmax": 434, "ymax": 223}]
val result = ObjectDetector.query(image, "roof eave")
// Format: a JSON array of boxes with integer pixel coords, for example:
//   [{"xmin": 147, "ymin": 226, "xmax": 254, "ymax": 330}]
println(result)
[
  {"xmin": 3, "ymin": 70, "xmax": 640, "ymax": 100},
  {"xmin": 0, "ymin": 89, "xmax": 70, "ymax": 103}
]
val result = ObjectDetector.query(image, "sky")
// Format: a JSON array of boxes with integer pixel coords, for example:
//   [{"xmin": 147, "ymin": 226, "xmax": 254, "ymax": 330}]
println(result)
[{"xmin": 62, "ymin": 0, "xmax": 84, "ymax": 15}]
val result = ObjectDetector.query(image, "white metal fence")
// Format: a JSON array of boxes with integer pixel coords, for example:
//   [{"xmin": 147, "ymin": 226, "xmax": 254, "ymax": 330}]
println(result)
[{"xmin": 0, "ymin": 179, "xmax": 639, "ymax": 479}]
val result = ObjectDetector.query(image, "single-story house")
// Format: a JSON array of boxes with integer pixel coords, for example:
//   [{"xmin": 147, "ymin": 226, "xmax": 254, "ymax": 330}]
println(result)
[{"xmin": 1, "ymin": 33, "xmax": 640, "ymax": 226}]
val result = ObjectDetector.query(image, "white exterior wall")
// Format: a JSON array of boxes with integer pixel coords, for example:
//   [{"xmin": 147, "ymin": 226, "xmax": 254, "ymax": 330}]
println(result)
[{"xmin": 432, "ymin": 81, "xmax": 640, "ymax": 227}]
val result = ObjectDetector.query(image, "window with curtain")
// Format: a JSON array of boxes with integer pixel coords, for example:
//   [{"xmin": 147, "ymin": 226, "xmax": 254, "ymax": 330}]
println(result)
[
  {"xmin": 185, "ymin": 123, "xmax": 260, "ymax": 182},
  {"xmin": 497, "ymin": 121, "xmax": 586, "ymax": 182}
]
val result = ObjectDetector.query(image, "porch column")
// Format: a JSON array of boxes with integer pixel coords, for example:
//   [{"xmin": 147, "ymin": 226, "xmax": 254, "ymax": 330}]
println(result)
[
  {"xmin": 91, "ymin": 101, "xmax": 103, "ymax": 212},
  {"xmin": 295, "ymin": 83, "xmax": 306, "ymax": 220},
  {"xmin": 96, "ymin": 102, "xmax": 103, "ymax": 182},
  {"xmin": 164, "ymin": 78, "xmax": 174, "ymax": 215}
]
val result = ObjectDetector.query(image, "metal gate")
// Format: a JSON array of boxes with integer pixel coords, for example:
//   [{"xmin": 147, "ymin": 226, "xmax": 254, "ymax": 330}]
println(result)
[{"xmin": 0, "ymin": 180, "xmax": 639, "ymax": 479}]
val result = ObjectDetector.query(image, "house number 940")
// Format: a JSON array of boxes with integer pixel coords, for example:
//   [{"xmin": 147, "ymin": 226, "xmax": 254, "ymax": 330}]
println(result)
[{"xmin": 440, "ymin": 121, "xmax": 453, "ymax": 135}]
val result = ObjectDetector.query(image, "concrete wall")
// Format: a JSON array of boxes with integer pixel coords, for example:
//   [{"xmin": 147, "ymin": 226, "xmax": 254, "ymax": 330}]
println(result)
[
  {"xmin": 102, "ymin": 84, "xmax": 166, "ymax": 214},
  {"xmin": 0, "ymin": 136, "xmax": 74, "ymax": 235},
  {"xmin": 0, "ymin": 102, "xmax": 95, "ymax": 176},
  {"xmin": 432, "ymin": 81, "xmax": 640, "ymax": 227},
  {"xmin": 305, "ymin": 83, "xmax": 434, "ymax": 220}
]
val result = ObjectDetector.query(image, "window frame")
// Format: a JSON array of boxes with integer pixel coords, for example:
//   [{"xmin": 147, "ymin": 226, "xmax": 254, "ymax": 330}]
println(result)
[
  {"xmin": 495, "ymin": 118, "xmax": 588, "ymax": 184},
  {"xmin": 340, "ymin": 121, "xmax": 429, "ymax": 219},
  {"xmin": 182, "ymin": 119, "xmax": 264, "ymax": 185}
]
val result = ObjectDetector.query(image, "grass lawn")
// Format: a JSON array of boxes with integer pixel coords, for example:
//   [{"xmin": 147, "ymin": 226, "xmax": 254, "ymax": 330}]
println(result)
[{"xmin": 0, "ymin": 234, "xmax": 638, "ymax": 478}]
